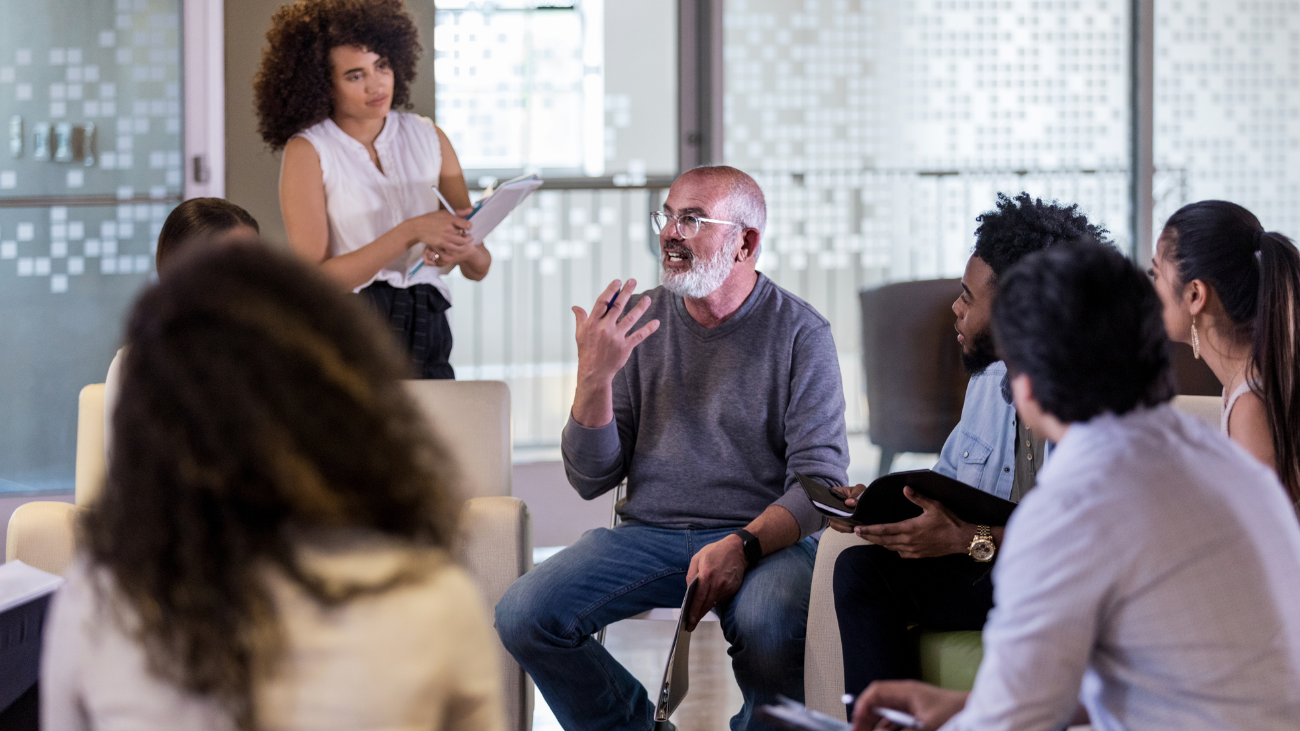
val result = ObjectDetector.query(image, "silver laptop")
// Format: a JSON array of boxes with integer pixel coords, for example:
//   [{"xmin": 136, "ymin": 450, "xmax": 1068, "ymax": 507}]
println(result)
[{"xmin": 654, "ymin": 577, "xmax": 699, "ymax": 723}]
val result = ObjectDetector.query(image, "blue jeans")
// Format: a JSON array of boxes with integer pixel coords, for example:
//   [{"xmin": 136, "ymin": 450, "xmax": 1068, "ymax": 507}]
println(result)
[{"xmin": 496, "ymin": 524, "xmax": 817, "ymax": 731}]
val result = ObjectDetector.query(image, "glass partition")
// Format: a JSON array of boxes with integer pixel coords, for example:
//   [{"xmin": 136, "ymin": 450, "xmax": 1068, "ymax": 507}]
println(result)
[
  {"xmin": 0, "ymin": 0, "xmax": 181, "ymax": 493},
  {"xmin": 1153, "ymin": 1, "xmax": 1300, "ymax": 239},
  {"xmin": 724, "ymin": 0, "xmax": 1132, "ymax": 431}
]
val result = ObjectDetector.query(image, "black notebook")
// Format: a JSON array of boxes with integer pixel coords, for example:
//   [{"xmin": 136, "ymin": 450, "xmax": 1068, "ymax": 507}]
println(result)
[{"xmin": 795, "ymin": 470, "xmax": 1016, "ymax": 527}]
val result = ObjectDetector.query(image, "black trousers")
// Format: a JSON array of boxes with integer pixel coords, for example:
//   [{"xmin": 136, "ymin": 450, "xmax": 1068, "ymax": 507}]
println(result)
[
  {"xmin": 832, "ymin": 544, "xmax": 994, "ymax": 698},
  {"xmin": 360, "ymin": 281, "xmax": 455, "ymax": 380}
]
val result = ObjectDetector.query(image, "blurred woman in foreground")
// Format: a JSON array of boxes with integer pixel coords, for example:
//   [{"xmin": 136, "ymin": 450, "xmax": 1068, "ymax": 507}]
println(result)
[{"xmin": 43, "ymin": 246, "xmax": 502, "ymax": 731}]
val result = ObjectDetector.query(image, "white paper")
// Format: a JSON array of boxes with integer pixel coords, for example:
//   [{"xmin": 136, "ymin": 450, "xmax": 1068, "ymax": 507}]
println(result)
[
  {"xmin": 466, "ymin": 174, "xmax": 543, "ymax": 246},
  {"xmin": 0, "ymin": 560, "xmax": 64, "ymax": 613}
]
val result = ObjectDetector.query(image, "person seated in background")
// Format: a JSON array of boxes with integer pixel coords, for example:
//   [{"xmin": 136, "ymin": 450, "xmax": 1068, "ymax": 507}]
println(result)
[
  {"xmin": 495, "ymin": 166, "xmax": 849, "ymax": 731},
  {"xmin": 832, "ymin": 193, "xmax": 1109, "ymax": 701},
  {"xmin": 1150, "ymin": 200, "xmax": 1300, "ymax": 510},
  {"xmin": 43, "ymin": 246, "xmax": 503, "ymax": 731},
  {"xmin": 853, "ymin": 241, "xmax": 1300, "ymax": 731},
  {"xmin": 104, "ymin": 197, "xmax": 260, "ymax": 454},
  {"xmin": 155, "ymin": 197, "xmax": 260, "ymax": 274}
]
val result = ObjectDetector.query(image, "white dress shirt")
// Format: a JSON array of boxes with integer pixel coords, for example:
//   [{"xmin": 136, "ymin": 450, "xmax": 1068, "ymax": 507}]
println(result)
[
  {"xmin": 42, "ymin": 539, "xmax": 504, "ymax": 731},
  {"xmin": 294, "ymin": 112, "xmax": 454, "ymax": 298},
  {"xmin": 943, "ymin": 404, "xmax": 1300, "ymax": 731}
]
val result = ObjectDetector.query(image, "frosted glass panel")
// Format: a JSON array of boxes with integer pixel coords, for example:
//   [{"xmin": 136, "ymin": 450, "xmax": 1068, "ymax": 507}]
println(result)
[
  {"xmin": 725, "ymin": 0, "xmax": 1131, "ymax": 432},
  {"xmin": 1153, "ymin": 1, "xmax": 1300, "ymax": 238},
  {"xmin": 0, "ymin": 0, "xmax": 181, "ymax": 492}
]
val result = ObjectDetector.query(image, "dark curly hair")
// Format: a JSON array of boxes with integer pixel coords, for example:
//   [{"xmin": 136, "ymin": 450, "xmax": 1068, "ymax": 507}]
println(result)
[
  {"xmin": 253, "ymin": 0, "xmax": 421, "ymax": 149},
  {"xmin": 993, "ymin": 240, "xmax": 1174, "ymax": 423},
  {"xmin": 84, "ymin": 245, "xmax": 458, "ymax": 730},
  {"xmin": 974, "ymin": 192, "xmax": 1111, "ymax": 280}
]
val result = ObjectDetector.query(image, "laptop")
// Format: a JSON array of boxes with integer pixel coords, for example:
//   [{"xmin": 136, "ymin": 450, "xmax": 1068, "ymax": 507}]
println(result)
[{"xmin": 654, "ymin": 577, "xmax": 699, "ymax": 723}]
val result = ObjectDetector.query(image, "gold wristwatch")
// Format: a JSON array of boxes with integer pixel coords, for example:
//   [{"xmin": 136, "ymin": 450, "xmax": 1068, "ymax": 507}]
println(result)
[{"xmin": 968, "ymin": 525, "xmax": 996, "ymax": 562}]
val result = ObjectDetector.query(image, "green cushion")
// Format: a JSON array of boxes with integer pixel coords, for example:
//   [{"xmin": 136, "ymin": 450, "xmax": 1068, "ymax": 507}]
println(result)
[{"xmin": 918, "ymin": 630, "xmax": 983, "ymax": 691}]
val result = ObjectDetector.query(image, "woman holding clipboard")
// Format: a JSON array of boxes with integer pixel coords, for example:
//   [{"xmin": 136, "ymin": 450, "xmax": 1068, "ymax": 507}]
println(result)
[{"xmin": 255, "ymin": 0, "xmax": 489, "ymax": 378}]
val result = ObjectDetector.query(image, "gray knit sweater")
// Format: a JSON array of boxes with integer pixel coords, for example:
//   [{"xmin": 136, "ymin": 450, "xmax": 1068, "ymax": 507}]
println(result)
[{"xmin": 561, "ymin": 274, "xmax": 850, "ymax": 538}]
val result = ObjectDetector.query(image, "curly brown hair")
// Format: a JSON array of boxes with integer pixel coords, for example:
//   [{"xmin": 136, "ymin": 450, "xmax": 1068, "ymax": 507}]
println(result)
[
  {"xmin": 84, "ymin": 244, "xmax": 458, "ymax": 730},
  {"xmin": 253, "ymin": 0, "xmax": 421, "ymax": 149}
]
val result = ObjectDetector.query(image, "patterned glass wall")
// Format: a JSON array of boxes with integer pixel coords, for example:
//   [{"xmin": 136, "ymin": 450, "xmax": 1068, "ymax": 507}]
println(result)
[
  {"xmin": 724, "ymin": 0, "xmax": 1132, "ymax": 430},
  {"xmin": 1153, "ymin": 1, "xmax": 1300, "ymax": 240},
  {"xmin": 0, "ymin": 0, "xmax": 181, "ymax": 492}
]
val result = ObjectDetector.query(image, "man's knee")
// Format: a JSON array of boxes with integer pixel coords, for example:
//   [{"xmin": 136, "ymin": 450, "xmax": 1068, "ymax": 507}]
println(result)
[
  {"xmin": 833, "ymin": 543, "xmax": 897, "ymax": 602},
  {"xmin": 495, "ymin": 571, "xmax": 569, "ymax": 654},
  {"xmin": 728, "ymin": 566, "xmax": 811, "ymax": 666}
]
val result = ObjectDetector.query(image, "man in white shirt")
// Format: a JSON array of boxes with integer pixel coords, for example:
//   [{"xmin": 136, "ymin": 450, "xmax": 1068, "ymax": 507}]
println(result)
[{"xmin": 851, "ymin": 241, "xmax": 1300, "ymax": 731}]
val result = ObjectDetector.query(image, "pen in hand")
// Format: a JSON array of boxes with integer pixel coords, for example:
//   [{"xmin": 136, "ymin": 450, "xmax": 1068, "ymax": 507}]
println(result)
[{"xmin": 413, "ymin": 186, "xmax": 468, "ymax": 277}]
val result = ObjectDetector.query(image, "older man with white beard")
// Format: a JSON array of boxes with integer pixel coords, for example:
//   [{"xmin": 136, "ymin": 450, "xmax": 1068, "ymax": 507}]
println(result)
[{"xmin": 496, "ymin": 166, "xmax": 849, "ymax": 731}]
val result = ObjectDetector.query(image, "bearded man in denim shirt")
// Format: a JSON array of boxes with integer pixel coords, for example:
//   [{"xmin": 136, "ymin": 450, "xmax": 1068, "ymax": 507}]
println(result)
[{"xmin": 830, "ymin": 193, "xmax": 1109, "ymax": 701}]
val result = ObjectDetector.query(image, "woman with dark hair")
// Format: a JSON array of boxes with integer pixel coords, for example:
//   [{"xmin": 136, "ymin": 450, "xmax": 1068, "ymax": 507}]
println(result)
[
  {"xmin": 255, "ymin": 0, "xmax": 487, "ymax": 379},
  {"xmin": 105, "ymin": 198, "xmax": 262, "ymax": 457},
  {"xmin": 43, "ymin": 246, "xmax": 503, "ymax": 731},
  {"xmin": 1149, "ymin": 200, "xmax": 1300, "ymax": 507},
  {"xmin": 155, "ymin": 197, "xmax": 259, "ymax": 272}
]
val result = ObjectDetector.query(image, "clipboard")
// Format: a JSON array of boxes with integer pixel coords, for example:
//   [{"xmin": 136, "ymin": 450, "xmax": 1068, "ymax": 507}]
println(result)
[
  {"xmin": 654, "ymin": 577, "xmax": 699, "ymax": 723},
  {"xmin": 409, "ymin": 174, "xmax": 544, "ymax": 277},
  {"xmin": 464, "ymin": 173, "xmax": 543, "ymax": 245}
]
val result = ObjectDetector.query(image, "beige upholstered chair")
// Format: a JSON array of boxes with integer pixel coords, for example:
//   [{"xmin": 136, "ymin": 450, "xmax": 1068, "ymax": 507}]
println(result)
[
  {"xmin": 75, "ymin": 384, "xmax": 109, "ymax": 506},
  {"xmin": 1172, "ymin": 394, "xmax": 1221, "ymax": 429},
  {"xmin": 4, "ymin": 502, "xmax": 82, "ymax": 577},
  {"xmin": 16, "ymin": 378, "xmax": 531, "ymax": 731},
  {"xmin": 404, "ymin": 380, "xmax": 513, "ymax": 500},
  {"xmin": 453, "ymin": 496, "xmax": 535, "ymax": 731},
  {"xmin": 81, "ymin": 377, "xmax": 514, "ymax": 507}
]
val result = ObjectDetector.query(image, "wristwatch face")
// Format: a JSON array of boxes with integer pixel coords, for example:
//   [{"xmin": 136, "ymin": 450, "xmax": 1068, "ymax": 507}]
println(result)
[{"xmin": 970, "ymin": 539, "xmax": 996, "ymax": 562}]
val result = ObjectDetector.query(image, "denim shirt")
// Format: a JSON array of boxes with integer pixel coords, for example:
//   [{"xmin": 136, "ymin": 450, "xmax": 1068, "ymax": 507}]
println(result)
[{"xmin": 933, "ymin": 361, "xmax": 1017, "ymax": 500}]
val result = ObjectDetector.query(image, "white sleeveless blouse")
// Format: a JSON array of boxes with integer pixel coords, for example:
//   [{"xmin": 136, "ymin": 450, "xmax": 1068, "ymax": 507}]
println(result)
[{"xmin": 294, "ymin": 112, "xmax": 453, "ymax": 300}]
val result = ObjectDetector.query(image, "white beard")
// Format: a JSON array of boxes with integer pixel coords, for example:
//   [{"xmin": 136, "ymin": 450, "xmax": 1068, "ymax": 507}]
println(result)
[{"xmin": 661, "ymin": 238, "xmax": 739, "ymax": 298}]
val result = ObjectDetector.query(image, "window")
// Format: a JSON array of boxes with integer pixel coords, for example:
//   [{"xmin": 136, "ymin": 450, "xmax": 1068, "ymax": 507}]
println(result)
[
  {"xmin": 724, "ymin": 0, "xmax": 1132, "ymax": 431},
  {"xmin": 1153, "ymin": 1, "xmax": 1300, "ymax": 239}
]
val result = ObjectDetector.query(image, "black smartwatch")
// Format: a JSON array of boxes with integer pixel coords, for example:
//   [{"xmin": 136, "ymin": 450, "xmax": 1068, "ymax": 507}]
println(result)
[{"xmin": 733, "ymin": 529, "xmax": 763, "ymax": 568}]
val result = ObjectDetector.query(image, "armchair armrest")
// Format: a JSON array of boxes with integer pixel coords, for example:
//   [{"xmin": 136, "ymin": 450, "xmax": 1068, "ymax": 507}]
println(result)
[
  {"xmin": 5, "ymin": 502, "xmax": 82, "ymax": 577},
  {"xmin": 804, "ymin": 529, "xmax": 868, "ymax": 719},
  {"xmin": 454, "ymin": 496, "xmax": 534, "ymax": 731}
]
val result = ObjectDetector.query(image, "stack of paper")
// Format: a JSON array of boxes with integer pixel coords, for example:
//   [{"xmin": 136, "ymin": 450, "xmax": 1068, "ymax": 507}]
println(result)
[
  {"xmin": 465, "ymin": 173, "xmax": 544, "ymax": 246},
  {"xmin": 0, "ymin": 560, "xmax": 64, "ymax": 613}
]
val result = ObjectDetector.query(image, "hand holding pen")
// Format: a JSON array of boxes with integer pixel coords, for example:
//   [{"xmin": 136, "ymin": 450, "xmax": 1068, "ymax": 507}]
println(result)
[{"xmin": 408, "ymin": 186, "xmax": 474, "ymax": 275}]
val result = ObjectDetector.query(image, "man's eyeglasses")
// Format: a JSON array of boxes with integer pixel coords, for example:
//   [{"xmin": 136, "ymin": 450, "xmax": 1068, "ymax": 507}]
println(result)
[{"xmin": 650, "ymin": 211, "xmax": 742, "ymax": 239}]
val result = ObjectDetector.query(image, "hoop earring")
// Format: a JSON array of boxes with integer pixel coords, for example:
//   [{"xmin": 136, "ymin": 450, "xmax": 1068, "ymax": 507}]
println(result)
[{"xmin": 1191, "ymin": 321, "xmax": 1201, "ymax": 360}]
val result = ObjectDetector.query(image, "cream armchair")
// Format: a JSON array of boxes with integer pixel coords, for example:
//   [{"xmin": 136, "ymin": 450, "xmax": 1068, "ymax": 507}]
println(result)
[{"xmin": 11, "ymin": 378, "xmax": 533, "ymax": 731}]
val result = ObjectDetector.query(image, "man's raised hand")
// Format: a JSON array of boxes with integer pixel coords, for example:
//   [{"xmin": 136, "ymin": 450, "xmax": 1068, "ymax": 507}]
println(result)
[{"xmin": 570, "ymin": 279, "xmax": 661, "ymax": 428}]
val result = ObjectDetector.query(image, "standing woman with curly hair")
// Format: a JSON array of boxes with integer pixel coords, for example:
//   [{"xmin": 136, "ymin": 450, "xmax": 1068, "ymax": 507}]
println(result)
[
  {"xmin": 255, "ymin": 0, "xmax": 487, "ymax": 379},
  {"xmin": 41, "ymin": 246, "xmax": 503, "ymax": 731}
]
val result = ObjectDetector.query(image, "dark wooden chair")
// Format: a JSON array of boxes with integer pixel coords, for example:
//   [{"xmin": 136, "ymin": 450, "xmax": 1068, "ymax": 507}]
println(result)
[
  {"xmin": 859, "ymin": 279, "xmax": 970, "ymax": 477},
  {"xmin": 1170, "ymin": 342, "xmax": 1222, "ymax": 396}
]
